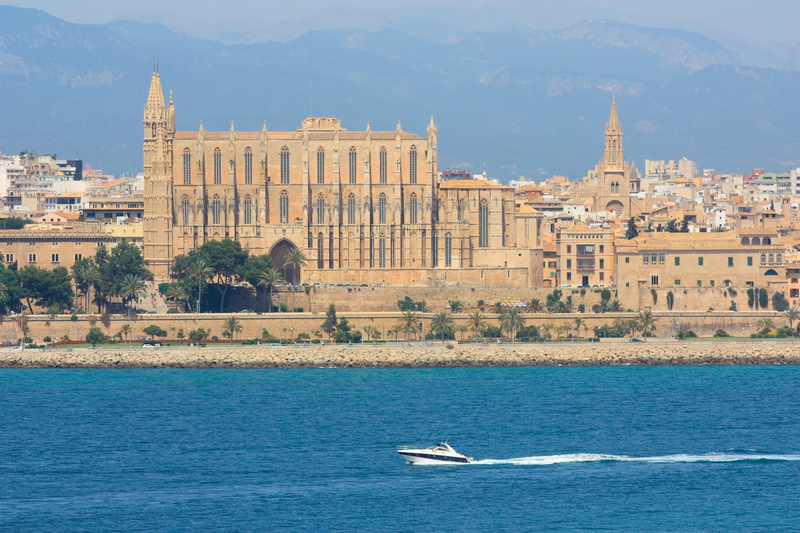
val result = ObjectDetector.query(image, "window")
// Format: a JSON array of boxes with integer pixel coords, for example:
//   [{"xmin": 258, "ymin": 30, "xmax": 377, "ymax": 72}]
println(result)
[
  {"xmin": 567, "ymin": 272, "xmax": 572, "ymax": 281},
  {"xmin": 550, "ymin": 272, "xmax": 556, "ymax": 278},
  {"xmin": 479, "ymin": 199, "xmax": 489, "ymax": 247},
  {"xmin": 599, "ymin": 272, "xmax": 604, "ymax": 281},
  {"xmin": 675, "ymin": 257, "xmax": 680, "ymax": 266},
  {"xmin": 317, "ymin": 233, "xmax": 324, "ymax": 268},
  {"xmin": 777, "ymin": 253, "xmax": 782, "ymax": 264},
  {"xmin": 51, "ymin": 254, "xmax": 59, "ymax": 262},
  {"xmin": 651, "ymin": 275, "xmax": 659, "ymax": 285},
  {"xmin": 347, "ymin": 193, "xmax": 356, "ymax": 225},
  {"xmin": 280, "ymin": 146, "xmax": 290, "ymax": 184},
  {"xmin": 212, "ymin": 194, "xmax": 221, "ymax": 224},
  {"xmin": 626, "ymin": 282, "xmax": 629, "ymax": 287},
  {"xmin": 280, "ymin": 191, "xmax": 289, "ymax": 223},
  {"xmin": 760, "ymin": 254, "xmax": 766, "ymax": 264},
  {"xmin": 181, "ymin": 195, "xmax": 190, "ymax": 225},
  {"xmin": 213, "ymin": 148, "xmax": 222, "ymax": 184},
  {"xmin": 243, "ymin": 194, "xmax": 252, "ymax": 225},
  {"xmin": 728, "ymin": 257, "xmax": 733, "ymax": 267},
  {"xmin": 599, "ymin": 259, "xmax": 604, "ymax": 268},
  {"xmin": 432, "ymin": 232, "xmax": 438, "ymax": 267},
  {"xmin": 379, "ymin": 147, "xmax": 387, "ymax": 184},
  {"xmin": 748, "ymin": 256, "xmax": 753, "ymax": 266},
  {"xmin": 445, "ymin": 233, "xmax": 452, "ymax": 267},
  {"xmin": 698, "ymin": 257, "xmax": 703, "ymax": 266},
  {"xmin": 317, "ymin": 147, "xmax": 325, "ymax": 184},
  {"xmin": 625, "ymin": 257, "xmax": 630, "ymax": 263},
  {"xmin": 378, "ymin": 194, "xmax": 387, "ymax": 224},
  {"xmin": 642, "ymin": 254, "xmax": 649, "ymax": 263},
  {"xmin": 675, "ymin": 280, "xmax": 680, "ymax": 285},
  {"xmin": 409, "ymin": 146, "xmax": 417, "ymax": 184},
  {"xmin": 75, "ymin": 254, "xmax": 82, "ymax": 261},
  {"xmin": 244, "ymin": 147, "xmax": 253, "ymax": 184},
  {"xmin": 317, "ymin": 194, "xmax": 325, "ymax": 225},
  {"xmin": 567, "ymin": 259, "xmax": 572, "ymax": 268},
  {"xmin": 769, "ymin": 253, "xmax": 774, "ymax": 264},
  {"xmin": 658, "ymin": 254, "xmax": 665, "ymax": 263},
  {"xmin": 379, "ymin": 237, "xmax": 386, "ymax": 268},
  {"xmin": 369, "ymin": 237, "xmax": 374, "ymax": 268},
  {"xmin": 792, "ymin": 289, "xmax": 800, "ymax": 298},
  {"xmin": 697, "ymin": 280, "xmax": 702, "ymax": 287},
  {"xmin": 409, "ymin": 194, "xmax": 418, "ymax": 225},
  {"xmin": 28, "ymin": 254, "xmax": 36, "ymax": 262},
  {"xmin": 349, "ymin": 146, "xmax": 357, "ymax": 184},
  {"xmin": 548, "ymin": 261, "xmax": 557, "ymax": 268},
  {"xmin": 5, "ymin": 254, "xmax": 12, "ymax": 262},
  {"xmin": 710, "ymin": 280, "xmax": 715, "ymax": 287},
  {"xmin": 567, "ymin": 245, "xmax": 571, "ymax": 253},
  {"xmin": 183, "ymin": 148, "xmax": 191, "ymax": 185}
]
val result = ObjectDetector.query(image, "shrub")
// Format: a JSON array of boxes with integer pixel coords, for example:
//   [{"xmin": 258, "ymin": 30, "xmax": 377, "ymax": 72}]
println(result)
[
  {"xmin": 713, "ymin": 329, "xmax": 730, "ymax": 337},
  {"xmin": 293, "ymin": 308, "xmax": 304, "ymax": 313},
  {"xmin": 677, "ymin": 329, "xmax": 696, "ymax": 339},
  {"xmin": 85, "ymin": 327, "xmax": 107, "ymax": 345},
  {"xmin": 515, "ymin": 325, "xmax": 541, "ymax": 342},
  {"xmin": 729, "ymin": 300, "xmax": 737, "ymax": 311},
  {"xmin": 600, "ymin": 289, "xmax": 611, "ymax": 303},
  {"xmin": 446, "ymin": 343, "xmax": 454, "ymax": 350},
  {"xmin": 311, "ymin": 339, "xmax": 321, "ymax": 344},
  {"xmin": 298, "ymin": 332, "xmax": 310, "ymax": 340},
  {"xmin": 666, "ymin": 291, "xmax": 674, "ymax": 311},
  {"xmin": 728, "ymin": 288, "xmax": 737, "ymax": 297},
  {"xmin": 580, "ymin": 289, "xmax": 586, "ymax": 297},
  {"xmin": 188, "ymin": 328, "xmax": 208, "ymax": 343},
  {"xmin": 482, "ymin": 325, "xmax": 503, "ymax": 338},
  {"xmin": 759, "ymin": 288, "xmax": 768, "ymax": 309},
  {"xmin": 650, "ymin": 288, "xmax": 657, "ymax": 305},
  {"xmin": 167, "ymin": 308, "xmax": 179, "ymax": 314},
  {"xmin": 158, "ymin": 282, "xmax": 170, "ymax": 295},
  {"xmin": 70, "ymin": 313, "xmax": 78, "ymax": 322},
  {"xmin": 143, "ymin": 325, "xmax": 167, "ymax": 338},
  {"xmin": 100, "ymin": 312, "xmax": 111, "ymax": 327},
  {"xmin": 43, "ymin": 336, "xmax": 52, "ymax": 343},
  {"xmin": 211, "ymin": 336, "xmax": 219, "ymax": 341},
  {"xmin": 772, "ymin": 291, "xmax": 789, "ymax": 312},
  {"xmin": 177, "ymin": 329, "xmax": 184, "ymax": 339},
  {"xmin": 577, "ymin": 304, "xmax": 585, "ymax": 313},
  {"xmin": 747, "ymin": 288, "xmax": 756, "ymax": 309}
]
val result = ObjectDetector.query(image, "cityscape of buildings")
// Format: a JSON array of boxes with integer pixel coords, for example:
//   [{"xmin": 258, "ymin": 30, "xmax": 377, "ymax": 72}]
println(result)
[{"xmin": 2, "ymin": 72, "xmax": 800, "ymax": 313}]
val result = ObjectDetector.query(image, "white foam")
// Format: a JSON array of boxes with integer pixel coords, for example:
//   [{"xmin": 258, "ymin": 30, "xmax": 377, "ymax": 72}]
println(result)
[{"xmin": 471, "ymin": 453, "xmax": 800, "ymax": 466}]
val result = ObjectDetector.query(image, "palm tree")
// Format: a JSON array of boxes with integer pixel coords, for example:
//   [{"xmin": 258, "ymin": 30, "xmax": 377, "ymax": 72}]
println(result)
[
  {"xmin": 81, "ymin": 264, "xmax": 101, "ymax": 313},
  {"xmin": 468, "ymin": 311, "xmax": 486, "ymax": 340},
  {"xmin": 448, "ymin": 300, "xmax": 464, "ymax": 313},
  {"xmin": 540, "ymin": 323, "xmax": 554, "ymax": 341},
  {"xmin": 783, "ymin": 307, "xmax": 800, "ymax": 329},
  {"xmin": 573, "ymin": 317, "xmax": 585, "ymax": 340},
  {"xmin": 363, "ymin": 325, "xmax": 375, "ymax": 341},
  {"xmin": 120, "ymin": 323, "xmax": 132, "ymax": 345},
  {"xmin": 554, "ymin": 323, "xmax": 570, "ymax": 340},
  {"xmin": 119, "ymin": 274, "xmax": 147, "ymax": 315},
  {"xmin": 258, "ymin": 268, "xmax": 284, "ymax": 313},
  {"xmin": 456, "ymin": 324, "xmax": 468, "ymax": 341},
  {"xmin": 223, "ymin": 316, "xmax": 243, "ymax": 341},
  {"xmin": 165, "ymin": 284, "xmax": 189, "ymax": 312},
  {"xmin": 283, "ymin": 248, "xmax": 307, "ymax": 309},
  {"xmin": 609, "ymin": 300, "xmax": 623, "ymax": 312},
  {"xmin": 430, "ymin": 311, "xmax": 454, "ymax": 342},
  {"xmin": 398, "ymin": 310, "xmax": 419, "ymax": 341},
  {"xmin": 499, "ymin": 307, "xmax": 525, "ymax": 341},
  {"xmin": 756, "ymin": 317, "xmax": 776, "ymax": 333},
  {"xmin": 637, "ymin": 310, "xmax": 657, "ymax": 341},
  {"xmin": 527, "ymin": 298, "xmax": 545, "ymax": 313},
  {"xmin": 0, "ymin": 281, "xmax": 7, "ymax": 302},
  {"xmin": 191, "ymin": 259, "xmax": 213, "ymax": 313},
  {"xmin": 549, "ymin": 300, "xmax": 569, "ymax": 314}
]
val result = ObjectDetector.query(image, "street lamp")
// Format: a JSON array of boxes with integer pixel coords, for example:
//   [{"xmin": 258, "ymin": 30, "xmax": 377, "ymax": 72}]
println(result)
[{"xmin": 360, "ymin": 296, "xmax": 364, "ymax": 344}]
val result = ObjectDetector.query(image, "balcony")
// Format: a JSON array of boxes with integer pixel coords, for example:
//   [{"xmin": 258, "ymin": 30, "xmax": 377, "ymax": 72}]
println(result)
[{"xmin": 577, "ymin": 259, "xmax": 595, "ymax": 271}]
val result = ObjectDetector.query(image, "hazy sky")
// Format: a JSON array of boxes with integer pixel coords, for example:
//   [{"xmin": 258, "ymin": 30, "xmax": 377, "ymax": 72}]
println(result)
[{"xmin": 7, "ymin": 0, "xmax": 800, "ymax": 45}]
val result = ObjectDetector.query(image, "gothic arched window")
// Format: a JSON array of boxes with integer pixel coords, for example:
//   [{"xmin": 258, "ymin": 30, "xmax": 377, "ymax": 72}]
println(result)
[
  {"xmin": 243, "ymin": 194, "xmax": 252, "ymax": 225},
  {"xmin": 213, "ymin": 148, "xmax": 222, "ymax": 184},
  {"xmin": 379, "ymin": 147, "xmax": 387, "ymax": 184},
  {"xmin": 181, "ymin": 195, "xmax": 190, "ymax": 226},
  {"xmin": 379, "ymin": 237, "xmax": 386, "ymax": 268},
  {"xmin": 349, "ymin": 146, "xmax": 357, "ymax": 184},
  {"xmin": 347, "ymin": 193, "xmax": 356, "ymax": 225},
  {"xmin": 409, "ymin": 145, "xmax": 417, "ymax": 184},
  {"xmin": 244, "ymin": 147, "xmax": 253, "ymax": 185},
  {"xmin": 317, "ymin": 147, "xmax": 325, "ymax": 184},
  {"xmin": 777, "ymin": 253, "xmax": 782, "ymax": 264},
  {"xmin": 183, "ymin": 149, "xmax": 191, "ymax": 185},
  {"xmin": 280, "ymin": 190, "xmax": 289, "ymax": 224},
  {"xmin": 769, "ymin": 253, "xmax": 774, "ymax": 264},
  {"xmin": 317, "ymin": 233, "xmax": 324, "ymax": 269},
  {"xmin": 212, "ymin": 194, "xmax": 221, "ymax": 224},
  {"xmin": 445, "ymin": 232, "xmax": 452, "ymax": 267},
  {"xmin": 409, "ymin": 193, "xmax": 418, "ymax": 224},
  {"xmin": 612, "ymin": 140, "xmax": 617, "ymax": 164},
  {"xmin": 761, "ymin": 253, "xmax": 766, "ymax": 264},
  {"xmin": 280, "ymin": 146, "xmax": 290, "ymax": 184},
  {"xmin": 432, "ymin": 232, "xmax": 438, "ymax": 267},
  {"xmin": 479, "ymin": 199, "xmax": 489, "ymax": 247},
  {"xmin": 317, "ymin": 194, "xmax": 325, "ymax": 225},
  {"xmin": 378, "ymin": 193, "xmax": 387, "ymax": 224},
  {"xmin": 151, "ymin": 124, "xmax": 156, "ymax": 138}
]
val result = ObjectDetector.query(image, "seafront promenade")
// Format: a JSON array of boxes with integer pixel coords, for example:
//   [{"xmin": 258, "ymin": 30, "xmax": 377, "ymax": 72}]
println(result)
[{"xmin": 1, "ymin": 341, "xmax": 799, "ymax": 368}]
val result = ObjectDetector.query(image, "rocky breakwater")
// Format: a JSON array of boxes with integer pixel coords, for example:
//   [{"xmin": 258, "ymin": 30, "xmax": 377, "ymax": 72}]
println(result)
[{"xmin": 1, "ymin": 342, "xmax": 799, "ymax": 368}]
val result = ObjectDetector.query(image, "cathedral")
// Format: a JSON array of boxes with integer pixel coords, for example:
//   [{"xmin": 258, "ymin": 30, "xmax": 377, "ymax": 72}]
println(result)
[{"xmin": 142, "ymin": 73, "xmax": 544, "ymax": 287}]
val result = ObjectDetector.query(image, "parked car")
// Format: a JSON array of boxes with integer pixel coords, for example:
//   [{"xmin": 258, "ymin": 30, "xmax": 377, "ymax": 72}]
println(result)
[{"xmin": 629, "ymin": 338, "xmax": 644, "ymax": 342}]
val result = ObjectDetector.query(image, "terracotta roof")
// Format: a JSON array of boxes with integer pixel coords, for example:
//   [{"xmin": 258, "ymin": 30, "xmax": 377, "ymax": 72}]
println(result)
[
  {"xmin": 735, "ymin": 228, "xmax": 778, "ymax": 235},
  {"xmin": 439, "ymin": 179, "xmax": 511, "ymax": 190}
]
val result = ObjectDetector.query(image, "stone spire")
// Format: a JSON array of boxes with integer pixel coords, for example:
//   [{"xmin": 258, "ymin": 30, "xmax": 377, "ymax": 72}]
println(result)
[
  {"xmin": 145, "ymin": 72, "xmax": 165, "ymax": 117},
  {"xmin": 608, "ymin": 95, "xmax": 619, "ymax": 130},
  {"xmin": 603, "ymin": 96, "xmax": 623, "ymax": 168}
]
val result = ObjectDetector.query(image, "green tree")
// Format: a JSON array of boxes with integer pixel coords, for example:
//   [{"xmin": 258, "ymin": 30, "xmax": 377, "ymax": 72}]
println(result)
[
  {"xmin": 18, "ymin": 265, "xmax": 74, "ymax": 312},
  {"xmin": 665, "ymin": 219, "xmax": 678, "ymax": 233},
  {"xmin": 322, "ymin": 303, "xmax": 338, "ymax": 340},
  {"xmin": 499, "ymin": 307, "xmax": 525, "ymax": 341},
  {"xmin": 398, "ymin": 310, "xmax": 419, "ymax": 341},
  {"xmin": 573, "ymin": 317, "xmax": 586, "ymax": 339},
  {"xmin": 142, "ymin": 325, "xmax": 167, "ymax": 339},
  {"xmin": 258, "ymin": 268, "xmax": 284, "ymax": 313},
  {"xmin": 600, "ymin": 289, "xmax": 612, "ymax": 303},
  {"xmin": 609, "ymin": 300, "xmax": 623, "ymax": 312},
  {"xmin": 680, "ymin": 216, "xmax": 690, "ymax": 233},
  {"xmin": 283, "ymin": 247, "xmax": 308, "ymax": 290},
  {"xmin": 456, "ymin": 324, "xmax": 468, "ymax": 340},
  {"xmin": 119, "ymin": 274, "xmax": 147, "ymax": 313},
  {"xmin": 467, "ymin": 311, "xmax": 486, "ymax": 339},
  {"xmin": 540, "ymin": 323, "xmax": 554, "ymax": 341},
  {"xmin": 120, "ymin": 323, "xmax": 132, "ymax": 343},
  {"xmin": 625, "ymin": 217, "xmax": 639, "ymax": 239},
  {"xmin": 759, "ymin": 288, "xmax": 769, "ymax": 309},
  {"xmin": 783, "ymin": 306, "xmax": 800, "ymax": 329},
  {"xmin": 637, "ymin": 310, "xmax": 657, "ymax": 341},
  {"xmin": 164, "ymin": 283, "xmax": 189, "ymax": 311},
  {"xmin": 104, "ymin": 242, "xmax": 154, "ymax": 305},
  {"xmin": 197, "ymin": 239, "xmax": 249, "ymax": 312},
  {"xmin": 191, "ymin": 259, "xmax": 214, "ymax": 313},
  {"xmin": 85, "ymin": 327, "xmax": 107, "ymax": 346},
  {"xmin": 527, "ymin": 298, "xmax": 545, "ymax": 313},
  {"xmin": 222, "ymin": 316, "xmax": 243, "ymax": 340},
  {"xmin": 430, "ymin": 311, "xmax": 454, "ymax": 342},
  {"xmin": 772, "ymin": 291, "xmax": 789, "ymax": 312},
  {"xmin": 756, "ymin": 317, "xmax": 775, "ymax": 333},
  {"xmin": 188, "ymin": 328, "xmax": 209, "ymax": 343},
  {"xmin": 447, "ymin": 300, "xmax": 464, "ymax": 313}
]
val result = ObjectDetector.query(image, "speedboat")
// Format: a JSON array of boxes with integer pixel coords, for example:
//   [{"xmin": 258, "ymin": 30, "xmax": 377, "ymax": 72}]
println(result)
[{"xmin": 397, "ymin": 442, "xmax": 473, "ymax": 464}]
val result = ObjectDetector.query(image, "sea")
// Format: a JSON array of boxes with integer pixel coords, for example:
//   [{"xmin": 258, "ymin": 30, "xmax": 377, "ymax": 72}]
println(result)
[{"xmin": 1, "ymin": 366, "xmax": 799, "ymax": 531}]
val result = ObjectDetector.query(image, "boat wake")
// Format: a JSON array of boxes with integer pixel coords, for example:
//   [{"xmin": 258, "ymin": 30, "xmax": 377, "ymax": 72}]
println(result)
[{"xmin": 471, "ymin": 452, "xmax": 800, "ymax": 466}]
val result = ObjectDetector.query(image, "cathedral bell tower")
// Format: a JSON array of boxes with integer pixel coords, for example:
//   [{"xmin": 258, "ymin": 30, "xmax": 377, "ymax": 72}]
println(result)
[
  {"xmin": 603, "ymin": 96, "xmax": 624, "ymax": 170},
  {"xmin": 142, "ymin": 72, "xmax": 174, "ymax": 279}
]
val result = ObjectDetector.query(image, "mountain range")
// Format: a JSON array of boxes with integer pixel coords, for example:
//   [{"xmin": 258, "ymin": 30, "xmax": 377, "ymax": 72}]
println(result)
[{"xmin": 0, "ymin": 5, "xmax": 798, "ymax": 181}]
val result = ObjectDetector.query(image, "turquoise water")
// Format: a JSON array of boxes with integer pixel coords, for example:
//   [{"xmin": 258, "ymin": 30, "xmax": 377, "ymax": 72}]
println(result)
[{"xmin": 1, "ymin": 366, "xmax": 799, "ymax": 531}]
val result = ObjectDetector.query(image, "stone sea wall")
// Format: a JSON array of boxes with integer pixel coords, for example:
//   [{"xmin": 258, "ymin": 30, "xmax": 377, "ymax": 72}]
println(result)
[{"xmin": 1, "ymin": 341, "xmax": 798, "ymax": 369}]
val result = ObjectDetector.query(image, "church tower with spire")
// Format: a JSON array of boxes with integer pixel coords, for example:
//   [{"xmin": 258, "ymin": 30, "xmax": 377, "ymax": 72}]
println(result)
[
  {"xmin": 603, "ymin": 96, "xmax": 624, "ymax": 169},
  {"xmin": 142, "ymin": 71, "xmax": 174, "ymax": 278}
]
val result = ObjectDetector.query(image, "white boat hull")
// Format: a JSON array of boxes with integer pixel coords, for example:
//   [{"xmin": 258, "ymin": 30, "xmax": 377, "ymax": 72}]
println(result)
[{"xmin": 398, "ymin": 450, "xmax": 472, "ymax": 465}]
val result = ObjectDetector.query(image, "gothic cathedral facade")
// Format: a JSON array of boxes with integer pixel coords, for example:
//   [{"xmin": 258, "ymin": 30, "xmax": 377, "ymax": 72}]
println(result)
[{"xmin": 142, "ymin": 73, "xmax": 544, "ymax": 287}]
